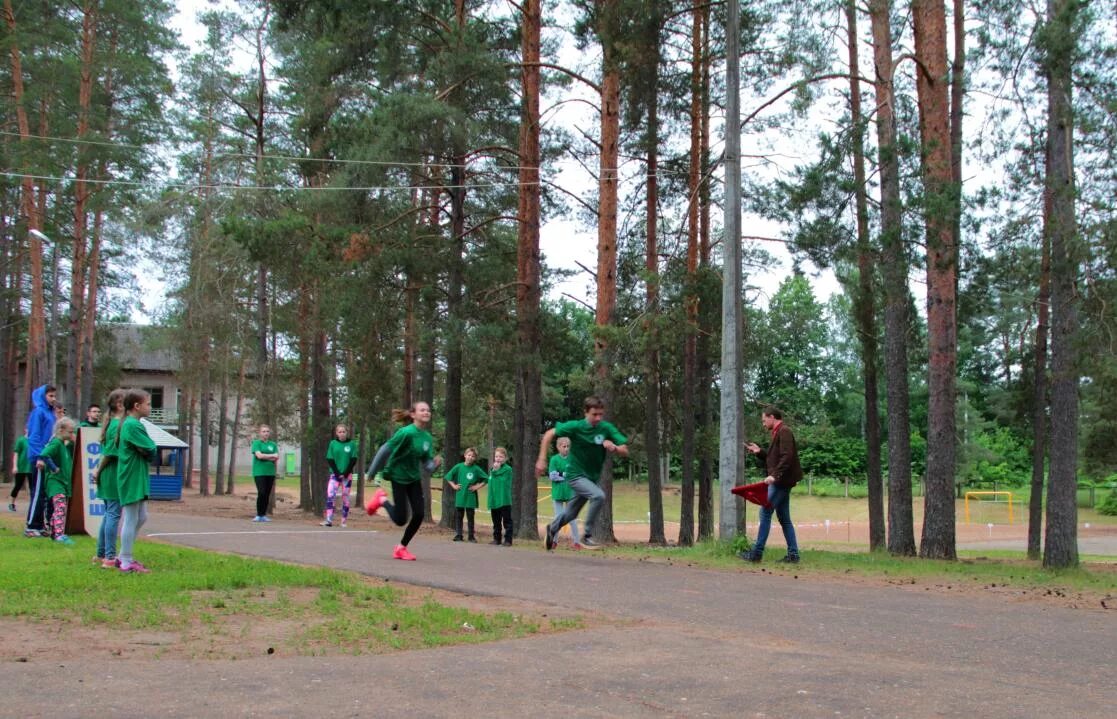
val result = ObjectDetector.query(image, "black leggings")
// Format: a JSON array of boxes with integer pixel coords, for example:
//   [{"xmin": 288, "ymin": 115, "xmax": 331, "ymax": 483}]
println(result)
[
  {"xmin": 10, "ymin": 473, "xmax": 29, "ymax": 499},
  {"xmin": 254, "ymin": 475, "xmax": 275, "ymax": 517},
  {"xmin": 385, "ymin": 480, "xmax": 425, "ymax": 547}
]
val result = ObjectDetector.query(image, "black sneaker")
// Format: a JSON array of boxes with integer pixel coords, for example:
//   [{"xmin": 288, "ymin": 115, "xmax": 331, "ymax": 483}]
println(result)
[
  {"xmin": 580, "ymin": 535, "xmax": 600, "ymax": 548},
  {"xmin": 7, "ymin": 503, "xmax": 14, "ymax": 512},
  {"xmin": 544, "ymin": 525, "xmax": 556, "ymax": 551},
  {"xmin": 777, "ymin": 554, "xmax": 800, "ymax": 564},
  {"xmin": 467, "ymin": 536, "xmax": 477, "ymax": 543},
  {"xmin": 452, "ymin": 535, "xmax": 463, "ymax": 542},
  {"xmin": 490, "ymin": 539, "xmax": 502, "ymax": 545},
  {"xmin": 738, "ymin": 550, "xmax": 762, "ymax": 563},
  {"xmin": 503, "ymin": 539, "xmax": 512, "ymax": 547}
]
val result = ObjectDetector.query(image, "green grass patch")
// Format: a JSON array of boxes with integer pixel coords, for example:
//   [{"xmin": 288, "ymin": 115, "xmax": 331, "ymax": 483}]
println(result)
[{"xmin": 0, "ymin": 523, "xmax": 572, "ymax": 656}]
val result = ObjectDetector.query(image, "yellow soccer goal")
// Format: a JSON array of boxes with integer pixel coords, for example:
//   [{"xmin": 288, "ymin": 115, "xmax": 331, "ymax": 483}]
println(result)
[{"xmin": 964, "ymin": 491, "xmax": 1014, "ymax": 525}]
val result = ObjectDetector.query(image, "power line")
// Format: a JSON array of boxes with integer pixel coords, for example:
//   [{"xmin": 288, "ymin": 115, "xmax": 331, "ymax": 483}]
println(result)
[{"xmin": 0, "ymin": 171, "xmax": 542, "ymax": 193}]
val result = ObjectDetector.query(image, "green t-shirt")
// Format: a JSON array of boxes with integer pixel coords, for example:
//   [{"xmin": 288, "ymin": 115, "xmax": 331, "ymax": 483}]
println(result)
[
  {"xmin": 382, "ymin": 424, "xmax": 435, "ymax": 485},
  {"xmin": 79, "ymin": 420, "xmax": 99, "ymax": 428},
  {"xmin": 94, "ymin": 421, "xmax": 118, "ymax": 501},
  {"xmin": 548, "ymin": 453, "xmax": 573, "ymax": 502},
  {"xmin": 486, "ymin": 463, "xmax": 513, "ymax": 510},
  {"xmin": 326, "ymin": 438, "xmax": 356, "ymax": 476},
  {"xmin": 117, "ymin": 416, "xmax": 157, "ymax": 505},
  {"xmin": 553, "ymin": 419, "xmax": 627, "ymax": 484},
  {"xmin": 251, "ymin": 439, "xmax": 278, "ymax": 477},
  {"xmin": 13, "ymin": 435, "xmax": 30, "ymax": 474},
  {"xmin": 446, "ymin": 461, "xmax": 487, "ymax": 509},
  {"xmin": 41, "ymin": 437, "xmax": 74, "ymax": 498}
]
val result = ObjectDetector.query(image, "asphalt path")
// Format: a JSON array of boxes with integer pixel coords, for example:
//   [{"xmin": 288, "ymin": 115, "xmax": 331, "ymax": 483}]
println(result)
[{"xmin": 3, "ymin": 512, "xmax": 1114, "ymax": 718}]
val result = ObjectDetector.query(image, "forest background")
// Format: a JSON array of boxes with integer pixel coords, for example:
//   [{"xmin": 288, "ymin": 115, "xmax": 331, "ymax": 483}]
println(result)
[{"xmin": 1, "ymin": 0, "xmax": 1113, "ymax": 567}]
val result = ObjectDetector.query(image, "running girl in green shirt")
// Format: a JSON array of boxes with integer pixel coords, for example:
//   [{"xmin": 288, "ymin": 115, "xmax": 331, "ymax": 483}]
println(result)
[
  {"xmin": 446, "ymin": 447, "xmax": 486, "ymax": 542},
  {"xmin": 365, "ymin": 402, "xmax": 442, "ymax": 560}
]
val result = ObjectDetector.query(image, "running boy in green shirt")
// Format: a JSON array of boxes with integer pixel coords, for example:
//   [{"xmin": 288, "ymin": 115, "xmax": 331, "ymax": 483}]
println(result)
[{"xmin": 535, "ymin": 396, "xmax": 628, "ymax": 550}]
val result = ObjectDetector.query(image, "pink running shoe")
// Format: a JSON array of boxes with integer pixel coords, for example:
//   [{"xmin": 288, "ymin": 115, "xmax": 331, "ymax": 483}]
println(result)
[
  {"xmin": 119, "ymin": 561, "xmax": 150, "ymax": 574},
  {"xmin": 102, "ymin": 558, "xmax": 120, "ymax": 569},
  {"xmin": 393, "ymin": 544, "xmax": 416, "ymax": 561},
  {"xmin": 365, "ymin": 488, "xmax": 388, "ymax": 516}
]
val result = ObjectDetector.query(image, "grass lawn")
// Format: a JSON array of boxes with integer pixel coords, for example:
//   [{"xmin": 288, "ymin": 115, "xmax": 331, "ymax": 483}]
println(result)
[{"xmin": 0, "ymin": 518, "xmax": 580, "ymax": 659}]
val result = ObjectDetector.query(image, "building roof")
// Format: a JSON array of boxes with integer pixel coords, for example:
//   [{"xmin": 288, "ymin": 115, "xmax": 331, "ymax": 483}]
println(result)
[
  {"xmin": 104, "ymin": 323, "xmax": 179, "ymax": 373},
  {"xmin": 141, "ymin": 418, "xmax": 189, "ymax": 448}
]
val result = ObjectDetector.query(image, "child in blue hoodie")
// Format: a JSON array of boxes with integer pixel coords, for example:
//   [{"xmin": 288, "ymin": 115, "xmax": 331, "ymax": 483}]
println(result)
[{"xmin": 24, "ymin": 384, "xmax": 57, "ymax": 538}]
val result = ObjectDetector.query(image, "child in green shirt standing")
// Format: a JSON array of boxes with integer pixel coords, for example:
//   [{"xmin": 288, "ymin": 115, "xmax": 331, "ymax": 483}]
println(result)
[
  {"xmin": 9, "ymin": 431, "xmax": 30, "ymax": 512},
  {"xmin": 251, "ymin": 424, "xmax": 279, "ymax": 522},
  {"xmin": 92, "ymin": 389, "xmax": 126, "ymax": 567},
  {"xmin": 487, "ymin": 447, "xmax": 514, "ymax": 546},
  {"xmin": 39, "ymin": 417, "xmax": 76, "ymax": 545},
  {"xmin": 323, "ymin": 424, "xmax": 356, "ymax": 527},
  {"xmin": 116, "ymin": 389, "xmax": 158, "ymax": 573},
  {"xmin": 548, "ymin": 437, "xmax": 581, "ymax": 549},
  {"xmin": 446, "ymin": 447, "xmax": 487, "ymax": 542}
]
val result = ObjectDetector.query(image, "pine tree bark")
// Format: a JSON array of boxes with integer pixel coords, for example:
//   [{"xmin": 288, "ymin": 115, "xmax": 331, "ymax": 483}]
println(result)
[
  {"xmin": 1028, "ymin": 224, "xmax": 1050, "ymax": 560},
  {"xmin": 913, "ymin": 0, "xmax": 958, "ymax": 560},
  {"xmin": 870, "ymin": 0, "xmax": 915, "ymax": 556},
  {"xmin": 594, "ymin": 3, "xmax": 621, "ymax": 543},
  {"xmin": 1042, "ymin": 0, "xmax": 1080, "ymax": 569},
  {"xmin": 441, "ymin": 159, "xmax": 466, "ymax": 529},
  {"xmin": 513, "ymin": 0, "xmax": 543, "ymax": 540},
  {"xmin": 847, "ymin": 0, "xmax": 885, "ymax": 551},
  {"xmin": 643, "ymin": 49, "xmax": 665, "ymax": 545},
  {"xmin": 4, "ymin": 0, "xmax": 48, "ymax": 389}
]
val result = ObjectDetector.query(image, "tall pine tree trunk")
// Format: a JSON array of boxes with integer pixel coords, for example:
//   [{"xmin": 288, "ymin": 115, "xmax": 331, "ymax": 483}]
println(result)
[
  {"xmin": 1028, "ymin": 227, "xmax": 1050, "ymax": 560},
  {"xmin": 594, "ymin": 7, "xmax": 621, "ymax": 543},
  {"xmin": 679, "ymin": 0, "xmax": 703, "ymax": 547},
  {"xmin": 847, "ymin": 0, "xmax": 885, "ymax": 551},
  {"xmin": 227, "ymin": 356, "xmax": 246, "ymax": 495},
  {"xmin": 441, "ymin": 160, "xmax": 466, "ymax": 529},
  {"xmin": 1042, "ymin": 0, "xmax": 1080, "ymax": 569},
  {"xmin": 913, "ymin": 0, "xmax": 958, "ymax": 560},
  {"xmin": 644, "ymin": 54, "xmax": 665, "ymax": 545},
  {"xmin": 871, "ymin": 0, "xmax": 915, "ymax": 556},
  {"xmin": 514, "ymin": 0, "xmax": 543, "ymax": 540},
  {"xmin": 4, "ymin": 0, "xmax": 48, "ymax": 389}
]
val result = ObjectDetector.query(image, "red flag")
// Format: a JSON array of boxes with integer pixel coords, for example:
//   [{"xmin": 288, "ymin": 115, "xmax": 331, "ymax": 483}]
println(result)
[{"xmin": 731, "ymin": 481, "xmax": 772, "ymax": 509}]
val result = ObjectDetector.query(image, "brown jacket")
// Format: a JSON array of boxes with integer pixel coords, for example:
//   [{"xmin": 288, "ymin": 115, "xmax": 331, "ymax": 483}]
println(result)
[{"xmin": 755, "ymin": 424, "xmax": 803, "ymax": 489}]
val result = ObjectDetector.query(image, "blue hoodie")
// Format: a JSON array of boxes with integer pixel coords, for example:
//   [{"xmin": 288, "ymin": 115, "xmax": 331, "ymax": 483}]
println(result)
[{"xmin": 25, "ymin": 384, "xmax": 56, "ymax": 462}]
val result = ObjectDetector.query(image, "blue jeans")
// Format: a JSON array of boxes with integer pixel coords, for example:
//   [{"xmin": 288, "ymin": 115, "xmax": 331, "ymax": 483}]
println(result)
[
  {"xmin": 97, "ymin": 499, "xmax": 122, "ymax": 560},
  {"xmin": 549, "ymin": 477, "xmax": 604, "ymax": 539},
  {"xmin": 754, "ymin": 484, "xmax": 798, "ymax": 556},
  {"xmin": 553, "ymin": 499, "xmax": 580, "ymax": 543}
]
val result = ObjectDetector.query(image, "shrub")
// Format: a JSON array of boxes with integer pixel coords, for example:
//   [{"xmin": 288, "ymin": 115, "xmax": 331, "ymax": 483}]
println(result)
[{"xmin": 1097, "ymin": 490, "xmax": 1117, "ymax": 516}]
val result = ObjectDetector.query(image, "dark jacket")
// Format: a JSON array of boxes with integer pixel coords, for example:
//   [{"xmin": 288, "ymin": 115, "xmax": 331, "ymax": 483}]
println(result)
[{"xmin": 755, "ymin": 424, "xmax": 803, "ymax": 489}]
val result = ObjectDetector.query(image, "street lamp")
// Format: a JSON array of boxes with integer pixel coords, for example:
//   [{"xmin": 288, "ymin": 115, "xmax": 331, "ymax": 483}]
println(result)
[{"xmin": 29, "ymin": 228, "xmax": 51, "ymax": 242}]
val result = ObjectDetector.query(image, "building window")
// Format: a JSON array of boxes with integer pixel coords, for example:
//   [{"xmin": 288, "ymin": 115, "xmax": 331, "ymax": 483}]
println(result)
[{"xmin": 145, "ymin": 387, "xmax": 164, "ymax": 409}]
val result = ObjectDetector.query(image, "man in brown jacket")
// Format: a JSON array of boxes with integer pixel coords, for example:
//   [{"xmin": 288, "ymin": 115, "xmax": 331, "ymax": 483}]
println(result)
[{"xmin": 741, "ymin": 407, "xmax": 802, "ymax": 564}]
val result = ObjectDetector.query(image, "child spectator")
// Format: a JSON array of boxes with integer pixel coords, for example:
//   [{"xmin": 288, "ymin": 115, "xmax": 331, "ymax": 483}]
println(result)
[
  {"xmin": 322, "ymin": 424, "xmax": 356, "ymax": 527},
  {"xmin": 9, "ymin": 431, "xmax": 30, "ymax": 512},
  {"xmin": 91, "ymin": 389, "xmax": 126, "ymax": 568},
  {"xmin": 39, "ymin": 417, "xmax": 76, "ymax": 545},
  {"xmin": 115, "ymin": 389, "xmax": 158, "ymax": 573},
  {"xmin": 548, "ymin": 437, "xmax": 581, "ymax": 549},
  {"xmin": 487, "ymin": 447, "xmax": 513, "ymax": 546},
  {"xmin": 251, "ymin": 424, "xmax": 279, "ymax": 522},
  {"xmin": 446, "ymin": 448, "xmax": 486, "ymax": 542}
]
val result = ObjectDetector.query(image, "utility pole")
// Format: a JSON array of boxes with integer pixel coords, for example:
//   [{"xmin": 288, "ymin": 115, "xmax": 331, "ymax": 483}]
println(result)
[{"xmin": 718, "ymin": 0, "xmax": 743, "ymax": 539}]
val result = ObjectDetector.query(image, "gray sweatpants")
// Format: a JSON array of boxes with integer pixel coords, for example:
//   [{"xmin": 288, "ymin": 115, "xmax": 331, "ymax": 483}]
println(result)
[{"xmin": 548, "ymin": 477, "xmax": 604, "ymax": 539}]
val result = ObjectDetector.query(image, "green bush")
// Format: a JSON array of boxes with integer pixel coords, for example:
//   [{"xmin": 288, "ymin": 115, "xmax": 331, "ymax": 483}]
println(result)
[{"xmin": 1097, "ymin": 490, "xmax": 1117, "ymax": 516}]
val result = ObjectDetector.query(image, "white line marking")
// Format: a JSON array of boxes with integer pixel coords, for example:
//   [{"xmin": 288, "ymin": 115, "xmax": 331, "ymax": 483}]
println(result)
[{"xmin": 147, "ymin": 530, "xmax": 380, "ymax": 537}]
